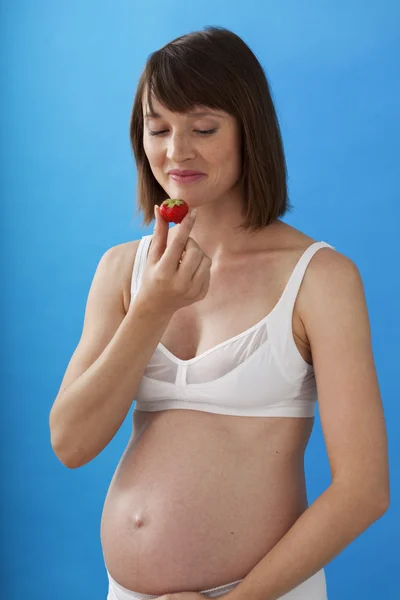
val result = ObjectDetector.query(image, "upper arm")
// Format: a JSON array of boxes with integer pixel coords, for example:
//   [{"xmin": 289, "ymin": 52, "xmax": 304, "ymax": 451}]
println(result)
[
  {"xmin": 54, "ymin": 241, "xmax": 139, "ymax": 398},
  {"xmin": 300, "ymin": 248, "xmax": 390, "ymax": 508}
]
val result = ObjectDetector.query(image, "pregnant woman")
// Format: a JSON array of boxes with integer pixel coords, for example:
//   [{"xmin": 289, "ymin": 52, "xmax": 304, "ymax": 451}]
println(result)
[{"xmin": 49, "ymin": 27, "xmax": 389, "ymax": 600}]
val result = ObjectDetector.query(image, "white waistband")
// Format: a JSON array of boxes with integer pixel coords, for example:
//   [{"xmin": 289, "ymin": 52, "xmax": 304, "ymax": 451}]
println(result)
[{"xmin": 107, "ymin": 570, "xmax": 243, "ymax": 599}]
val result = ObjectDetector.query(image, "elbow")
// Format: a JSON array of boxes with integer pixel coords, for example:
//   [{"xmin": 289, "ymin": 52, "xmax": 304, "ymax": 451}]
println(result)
[
  {"xmin": 50, "ymin": 426, "xmax": 86, "ymax": 470},
  {"xmin": 49, "ymin": 409, "xmax": 86, "ymax": 469},
  {"xmin": 362, "ymin": 487, "xmax": 390, "ymax": 520},
  {"xmin": 375, "ymin": 490, "xmax": 390, "ymax": 516},
  {"xmin": 370, "ymin": 477, "xmax": 391, "ymax": 517},
  {"xmin": 51, "ymin": 439, "xmax": 98, "ymax": 470},
  {"xmin": 52, "ymin": 446, "xmax": 90, "ymax": 469},
  {"xmin": 56, "ymin": 449, "xmax": 84, "ymax": 469},
  {"xmin": 334, "ymin": 478, "xmax": 390, "ymax": 520},
  {"xmin": 57, "ymin": 455, "xmax": 82, "ymax": 470},
  {"xmin": 49, "ymin": 411, "xmax": 104, "ymax": 469},
  {"xmin": 51, "ymin": 436, "xmax": 83, "ymax": 469}
]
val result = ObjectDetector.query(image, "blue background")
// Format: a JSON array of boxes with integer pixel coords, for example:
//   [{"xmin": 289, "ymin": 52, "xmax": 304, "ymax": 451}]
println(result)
[{"xmin": 1, "ymin": 1, "xmax": 399, "ymax": 598}]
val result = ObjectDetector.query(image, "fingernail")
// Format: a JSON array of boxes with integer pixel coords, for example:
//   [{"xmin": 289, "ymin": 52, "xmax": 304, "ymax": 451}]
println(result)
[
  {"xmin": 190, "ymin": 209, "xmax": 197, "ymax": 220},
  {"xmin": 154, "ymin": 205, "xmax": 157, "ymax": 218}
]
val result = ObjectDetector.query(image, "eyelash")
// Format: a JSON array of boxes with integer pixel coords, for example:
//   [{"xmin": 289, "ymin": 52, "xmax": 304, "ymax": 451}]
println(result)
[{"xmin": 148, "ymin": 128, "xmax": 217, "ymax": 137}]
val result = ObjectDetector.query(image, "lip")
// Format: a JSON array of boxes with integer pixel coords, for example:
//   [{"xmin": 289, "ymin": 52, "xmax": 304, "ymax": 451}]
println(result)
[
  {"xmin": 169, "ymin": 173, "xmax": 205, "ymax": 184},
  {"xmin": 168, "ymin": 169, "xmax": 205, "ymax": 176},
  {"xmin": 169, "ymin": 172, "xmax": 206, "ymax": 184}
]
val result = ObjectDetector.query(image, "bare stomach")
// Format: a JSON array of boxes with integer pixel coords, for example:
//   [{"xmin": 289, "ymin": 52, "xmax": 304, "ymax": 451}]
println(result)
[{"xmin": 100, "ymin": 408, "xmax": 314, "ymax": 596}]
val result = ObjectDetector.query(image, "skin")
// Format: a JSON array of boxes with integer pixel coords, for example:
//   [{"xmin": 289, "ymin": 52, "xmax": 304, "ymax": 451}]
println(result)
[
  {"xmin": 141, "ymin": 97, "xmax": 305, "ymax": 600},
  {"xmin": 105, "ymin": 95, "xmax": 389, "ymax": 600},
  {"xmin": 142, "ymin": 95, "xmax": 285, "ymax": 264}
]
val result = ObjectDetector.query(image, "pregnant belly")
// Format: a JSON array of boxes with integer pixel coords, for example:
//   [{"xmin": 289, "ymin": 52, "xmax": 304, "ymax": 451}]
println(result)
[{"xmin": 100, "ymin": 410, "xmax": 311, "ymax": 596}]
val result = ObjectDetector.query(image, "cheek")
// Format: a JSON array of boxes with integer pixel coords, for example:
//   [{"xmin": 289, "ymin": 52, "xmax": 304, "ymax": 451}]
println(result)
[
  {"xmin": 143, "ymin": 138, "xmax": 163, "ymax": 167},
  {"xmin": 226, "ymin": 133, "xmax": 242, "ymax": 173},
  {"xmin": 215, "ymin": 141, "xmax": 241, "ymax": 176},
  {"xmin": 215, "ymin": 128, "xmax": 240, "ymax": 164}
]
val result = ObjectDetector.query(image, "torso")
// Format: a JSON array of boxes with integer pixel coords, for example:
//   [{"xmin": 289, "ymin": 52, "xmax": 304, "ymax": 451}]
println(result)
[{"xmin": 100, "ymin": 220, "xmax": 318, "ymax": 596}]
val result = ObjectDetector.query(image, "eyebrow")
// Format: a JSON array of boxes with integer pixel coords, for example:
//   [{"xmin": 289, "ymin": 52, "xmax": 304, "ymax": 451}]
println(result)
[{"xmin": 144, "ymin": 110, "xmax": 225, "ymax": 119}]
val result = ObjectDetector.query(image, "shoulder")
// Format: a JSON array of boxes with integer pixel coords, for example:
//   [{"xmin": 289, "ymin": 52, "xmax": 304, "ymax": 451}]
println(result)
[
  {"xmin": 304, "ymin": 244, "xmax": 362, "ymax": 295},
  {"xmin": 100, "ymin": 240, "xmax": 141, "ymax": 275},
  {"xmin": 102, "ymin": 240, "xmax": 142, "ymax": 314},
  {"xmin": 298, "ymin": 244, "xmax": 367, "ymax": 340},
  {"xmin": 273, "ymin": 224, "xmax": 359, "ymax": 347},
  {"xmin": 275, "ymin": 221, "xmax": 363, "ymax": 344},
  {"xmin": 277, "ymin": 219, "xmax": 359, "ymax": 291}
]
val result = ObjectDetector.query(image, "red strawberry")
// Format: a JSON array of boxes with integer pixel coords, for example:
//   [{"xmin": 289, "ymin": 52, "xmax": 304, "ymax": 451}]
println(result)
[{"xmin": 159, "ymin": 198, "xmax": 189, "ymax": 224}]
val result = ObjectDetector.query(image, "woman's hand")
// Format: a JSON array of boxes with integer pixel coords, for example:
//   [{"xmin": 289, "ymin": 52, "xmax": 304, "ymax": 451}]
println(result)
[
  {"xmin": 136, "ymin": 205, "xmax": 212, "ymax": 316},
  {"xmin": 155, "ymin": 593, "xmax": 205, "ymax": 600}
]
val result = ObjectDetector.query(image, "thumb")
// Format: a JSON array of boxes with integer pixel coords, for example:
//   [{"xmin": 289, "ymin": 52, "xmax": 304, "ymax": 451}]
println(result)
[{"xmin": 148, "ymin": 204, "xmax": 168, "ymax": 263}]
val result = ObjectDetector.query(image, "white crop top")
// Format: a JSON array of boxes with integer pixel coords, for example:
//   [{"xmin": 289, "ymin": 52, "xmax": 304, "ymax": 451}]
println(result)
[{"xmin": 130, "ymin": 235, "xmax": 335, "ymax": 418}]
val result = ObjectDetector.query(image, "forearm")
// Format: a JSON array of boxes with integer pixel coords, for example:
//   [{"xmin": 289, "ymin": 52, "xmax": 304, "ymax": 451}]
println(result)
[
  {"xmin": 226, "ymin": 481, "xmax": 388, "ymax": 600},
  {"xmin": 50, "ymin": 294, "xmax": 172, "ymax": 468}
]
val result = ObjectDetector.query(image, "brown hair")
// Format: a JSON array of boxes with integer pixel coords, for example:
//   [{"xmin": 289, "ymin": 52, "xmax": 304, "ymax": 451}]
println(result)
[{"xmin": 130, "ymin": 26, "xmax": 293, "ymax": 232}]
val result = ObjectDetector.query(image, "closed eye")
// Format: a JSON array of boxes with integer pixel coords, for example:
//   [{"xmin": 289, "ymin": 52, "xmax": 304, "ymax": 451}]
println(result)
[{"xmin": 148, "ymin": 128, "xmax": 217, "ymax": 136}]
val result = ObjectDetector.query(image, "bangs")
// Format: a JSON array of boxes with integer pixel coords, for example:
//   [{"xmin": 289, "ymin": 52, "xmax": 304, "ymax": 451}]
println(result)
[{"xmin": 143, "ymin": 47, "xmax": 233, "ymax": 116}]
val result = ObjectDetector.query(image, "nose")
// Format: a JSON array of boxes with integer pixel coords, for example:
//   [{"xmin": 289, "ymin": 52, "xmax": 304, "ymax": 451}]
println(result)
[{"xmin": 166, "ymin": 133, "xmax": 196, "ymax": 163}]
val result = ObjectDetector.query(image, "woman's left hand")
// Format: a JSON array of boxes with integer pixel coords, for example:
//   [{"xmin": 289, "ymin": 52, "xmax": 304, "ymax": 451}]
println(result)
[{"xmin": 155, "ymin": 594, "xmax": 205, "ymax": 599}]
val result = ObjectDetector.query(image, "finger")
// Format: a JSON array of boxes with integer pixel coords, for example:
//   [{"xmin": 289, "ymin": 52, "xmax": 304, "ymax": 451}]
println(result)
[
  {"xmin": 147, "ymin": 204, "xmax": 169, "ymax": 263},
  {"xmin": 178, "ymin": 243, "xmax": 207, "ymax": 279},
  {"xmin": 160, "ymin": 209, "xmax": 197, "ymax": 270},
  {"xmin": 194, "ymin": 259, "xmax": 211, "ymax": 302},
  {"xmin": 191, "ymin": 255, "xmax": 212, "ymax": 288},
  {"xmin": 198, "ymin": 270, "xmax": 211, "ymax": 298}
]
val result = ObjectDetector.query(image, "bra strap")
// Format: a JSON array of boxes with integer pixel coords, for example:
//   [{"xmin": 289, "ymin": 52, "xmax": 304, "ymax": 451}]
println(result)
[
  {"xmin": 278, "ymin": 241, "xmax": 335, "ymax": 314},
  {"xmin": 131, "ymin": 234, "xmax": 152, "ymax": 296}
]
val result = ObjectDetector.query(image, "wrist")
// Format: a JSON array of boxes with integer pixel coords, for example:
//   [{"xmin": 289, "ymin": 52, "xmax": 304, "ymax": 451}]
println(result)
[{"xmin": 129, "ymin": 292, "xmax": 174, "ymax": 326}]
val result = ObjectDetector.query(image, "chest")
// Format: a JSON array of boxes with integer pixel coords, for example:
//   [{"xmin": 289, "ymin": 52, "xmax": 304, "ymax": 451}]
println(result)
[{"xmin": 159, "ymin": 258, "xmax": 312, "ymax": 365}]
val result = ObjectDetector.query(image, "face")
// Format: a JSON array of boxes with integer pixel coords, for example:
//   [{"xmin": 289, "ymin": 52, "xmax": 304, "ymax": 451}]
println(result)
[{"xmin": 142, "ymin": 95, "xmax": 243, "ymax": 210}]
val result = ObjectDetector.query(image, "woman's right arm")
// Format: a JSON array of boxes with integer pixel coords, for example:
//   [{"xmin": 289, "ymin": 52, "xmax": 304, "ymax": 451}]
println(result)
[
  {"xmin": 50, "ymin": 206, "xmax": 210, "ymax": 469},
  {"xmin": 49, "ymin": 242, "xmax": 174, "ymax": 469}
]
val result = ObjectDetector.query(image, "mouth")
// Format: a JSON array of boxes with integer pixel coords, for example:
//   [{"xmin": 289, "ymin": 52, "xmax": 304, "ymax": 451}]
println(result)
[{"xmin": 169, "ymin": 173, "xmax": 206, "ymax": 184}]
